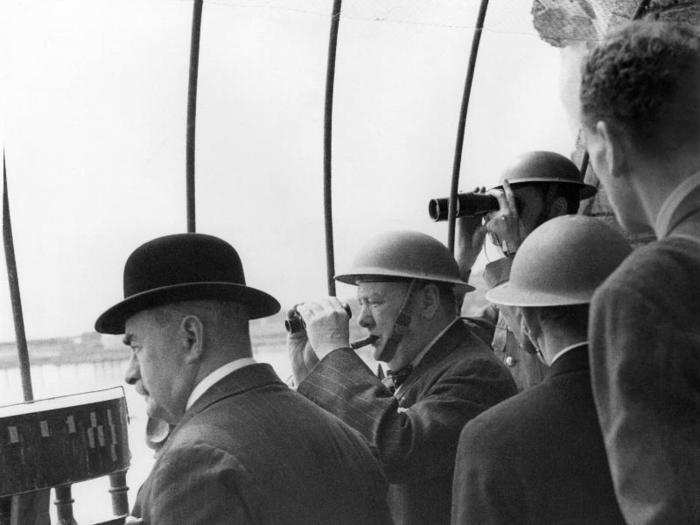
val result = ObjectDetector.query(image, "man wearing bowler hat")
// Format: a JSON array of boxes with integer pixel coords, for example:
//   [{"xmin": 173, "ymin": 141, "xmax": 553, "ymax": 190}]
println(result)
[
  {"xmin": 457, "ymin": 150, "xmax": 597, "ymax": 390},
  {"xmin": 452, "ymin": 215, "xmax": 629, "ymax": 524},
  {"xmin": 95, "ymin": 233, "xmax": 391, "ymax": 524}
]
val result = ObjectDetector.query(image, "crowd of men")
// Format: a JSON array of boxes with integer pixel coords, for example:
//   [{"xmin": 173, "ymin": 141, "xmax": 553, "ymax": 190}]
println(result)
[{"xmin": 86, "ymin": 19, "xmax": 697, "ymax": 524}]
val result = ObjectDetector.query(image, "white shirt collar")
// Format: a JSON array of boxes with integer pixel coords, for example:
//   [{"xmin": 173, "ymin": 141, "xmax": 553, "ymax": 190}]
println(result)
[
  {"xmin": 550, "ymin": 341, "xmax": 587, "ymax": 366},
  {"xmin": 655, "ymin": 171, "xmax": 700, "ymax": 238},
  {"xmin": 186, "ymin": 357, "xmax": 256, "ymax": 411}
]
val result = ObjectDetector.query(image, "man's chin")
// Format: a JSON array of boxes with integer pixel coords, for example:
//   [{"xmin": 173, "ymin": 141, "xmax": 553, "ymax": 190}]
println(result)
[
  {"xmin": 145, "ymin": 397, "xmax": 170, "ymax": 422},
  {"xmin": 373, "ymin": 340, "xmax": 401, "ymax": 364},
  {"xmin": 372, "ymin": 341, "xmax": 386, "ymax": 362}
]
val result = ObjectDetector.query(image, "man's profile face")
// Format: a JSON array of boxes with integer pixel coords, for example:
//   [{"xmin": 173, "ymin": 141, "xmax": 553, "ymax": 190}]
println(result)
[
  {"xmin": 511, "ymin": 185, "xmax": 548, "ymax": 235},
  {"xmin": 356, "ymin": 281, "xmax": 420, "ymax": 369},
  {"xmin": 582, "ymin": 123, "xmax": 647, "ymax": 234},
  {"xmin": 123, "ymin": 309, "xmax": 190, "ymax": 424}
]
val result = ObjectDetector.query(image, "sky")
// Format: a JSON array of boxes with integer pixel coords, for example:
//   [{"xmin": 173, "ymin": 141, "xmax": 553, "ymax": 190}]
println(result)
[{"xmin": 0, "ymin": 0, "xmax": 579, "ymax": 341}]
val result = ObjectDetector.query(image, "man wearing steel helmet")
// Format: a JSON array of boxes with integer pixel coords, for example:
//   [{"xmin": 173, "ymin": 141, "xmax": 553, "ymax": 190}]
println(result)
[
  {"xmin": 96, "ymin": 233, "xmax": 391, "ymax": 525},
  {"xmin": 289, "ymin": 231, "xmax": 517, "ymax": 525},
  {"xmin": 579, "ymin": 20, "xmax": 700, "ymax": 524},
  {"xmin": 452, "ymin": 215, "xmax": 629, "ymax": 524},
  {"xmin": 457, "ymin": 150, "xmax": 597, "ymax": 391}
]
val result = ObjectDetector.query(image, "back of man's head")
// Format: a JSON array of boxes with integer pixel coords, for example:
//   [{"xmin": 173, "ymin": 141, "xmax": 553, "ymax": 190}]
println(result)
[
  {"xmin": 580, "ymin": 20, "xmax": 700, "ymax": 157},
  {"xmin": 522, "ymin": 303, "xmax": 589, "ymax": 363},
  {"xmin": 154, "ymin": 299, "xmax": 252, "ymax": 360}
]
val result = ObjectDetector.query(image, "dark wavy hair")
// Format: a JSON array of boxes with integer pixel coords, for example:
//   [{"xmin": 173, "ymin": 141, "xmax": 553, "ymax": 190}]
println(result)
[{"xmin": 580, "ymin": 20, "xmax": 700, "ymax": 152}]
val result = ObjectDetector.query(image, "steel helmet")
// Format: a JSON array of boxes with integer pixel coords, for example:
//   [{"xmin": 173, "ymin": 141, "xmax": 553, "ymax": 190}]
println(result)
[
  {"xmin": 486, "ymin": 215, "xmax": 631, "ymax": 307},
  {"xmin": 491, "ymin": 151, "xmax": 597, "ymax": 200},
  {"xmin": 335, "ymin": 230, "xmax": 473, "ymax": 292}
]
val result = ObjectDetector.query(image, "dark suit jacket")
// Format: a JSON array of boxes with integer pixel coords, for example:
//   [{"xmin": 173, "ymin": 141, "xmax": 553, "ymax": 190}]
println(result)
[
  {"xmin": 451, "ymin": 346, "xmax": 624, "ymax": 525},
  {"xmin": 132, "ymin": 363, "xmax": 392, "ymax": 524},
  {"xmin": 298, "ymin": 320, "xmax": 517, "ymax": 525},
  {"xmin": 590, "ymin": 217, "xmax": 700, "ymax": 524}
]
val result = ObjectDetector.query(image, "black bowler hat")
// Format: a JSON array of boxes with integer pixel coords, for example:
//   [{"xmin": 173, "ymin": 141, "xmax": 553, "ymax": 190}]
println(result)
[{"xmin": 95, "ymin": 233, "xmax": 280, "ymax": 334}]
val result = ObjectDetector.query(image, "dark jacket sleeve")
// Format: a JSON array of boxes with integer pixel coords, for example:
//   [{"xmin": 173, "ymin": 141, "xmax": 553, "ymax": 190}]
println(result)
[
  {"xmin": 451, "ymin": 421, "xmax": 523, "ymax": 525},
  {"xmin": 298, "ymin": 347, "xmax": 515, "ymax": 483},
  {"xmin": 589, "ymin": 281, "xmax": 700, "ymax": 524},
  {"xmin": 135, "ymin": 443, "xmax": 253, "ymax": 524}
]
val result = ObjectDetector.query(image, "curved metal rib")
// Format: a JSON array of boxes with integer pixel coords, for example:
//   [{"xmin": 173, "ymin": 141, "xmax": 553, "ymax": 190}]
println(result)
[
  {"xmin": 447, "ymin": 0, "xmax": 490, "ymax": 253},
  {"xmin": 2, "ymin": 152, "xmax": 33, "ymax": 402},
  {"xmin": 323, "ymin": 0, "xmax": 343, "ymax": 296},
  {"xmin": 186, "ymin": 0, "xmax": 204, "ymax": 233}
]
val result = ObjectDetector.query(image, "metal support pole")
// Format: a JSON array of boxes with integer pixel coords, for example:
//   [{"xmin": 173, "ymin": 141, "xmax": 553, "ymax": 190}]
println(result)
[
  {"xmin": 2, "ymin": 153, "xmax": 33, "ymax": 401},
  {"xmin": 579, "ymin": 151, "xmax": 590, "ymax": 180},
  {"xmin": 447, "ymin": 0, "xmax": 490, "ymax": 253},
  {"xmin": 108, "ymin": 471, "xmax": 130, "ymax": 516},
  {"xmin": 54, "ymin": 485, "xmax": 74, "ymax": 525},
  {"xmin": 186, "ymin": 0, "xmax": 204, "ymax": 233},
  {"xmin": 323, "ymin": 0, "xmax": 342, "ymax": 296}
]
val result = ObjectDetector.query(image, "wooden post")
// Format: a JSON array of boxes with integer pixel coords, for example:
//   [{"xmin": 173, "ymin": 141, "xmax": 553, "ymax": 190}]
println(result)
[
  {"xmin": 54, "ymin": 485, "xmax": 74, "ymax": 525},
  {"xmin": 0, "ymin": 498, "xmax": 11, "ymax": 525},
  {"xmin": 108, "ymin": 471, "xmax": 129, "ymax": 516}
]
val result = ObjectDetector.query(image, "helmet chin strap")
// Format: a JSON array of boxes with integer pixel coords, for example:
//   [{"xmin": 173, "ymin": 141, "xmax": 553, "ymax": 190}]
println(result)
[{"xmin": 377, "ymin": 279, "xmax": 419, "ymax": 364}]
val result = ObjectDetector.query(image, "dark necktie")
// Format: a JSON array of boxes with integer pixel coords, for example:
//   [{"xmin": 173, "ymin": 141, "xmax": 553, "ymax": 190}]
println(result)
[{"xmin": 382, "ymin": 364, "xmax": 414, "ymax": 393}]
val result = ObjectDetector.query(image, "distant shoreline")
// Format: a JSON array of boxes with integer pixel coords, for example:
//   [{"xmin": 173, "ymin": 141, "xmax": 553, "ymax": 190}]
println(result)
[
  {"xmin": 0, "ymin": 330, "xmax": 291, "ymax": 370},
  {"xmin": 0, "ymin": 284, "xmax": 488, "ymax": 370}
]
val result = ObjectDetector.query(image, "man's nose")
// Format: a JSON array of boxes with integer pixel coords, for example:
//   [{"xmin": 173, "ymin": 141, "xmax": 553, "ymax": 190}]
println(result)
[
  {"xmin": 358, "ymin": 304, "xmax": 375, "ymax": 329},
  {"xmin": 124, "ymin": 353, "xmax": 140, "ymax": 385}
]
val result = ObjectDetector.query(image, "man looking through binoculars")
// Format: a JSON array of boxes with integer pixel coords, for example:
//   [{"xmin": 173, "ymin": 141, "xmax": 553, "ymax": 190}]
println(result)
[
  {"xmin": 456, "ymin": 151, "xmax": 597, "ymax": 390},
  {"xmin": 287, "ymin": 230, "xmax": 516, "ymax": 525}
]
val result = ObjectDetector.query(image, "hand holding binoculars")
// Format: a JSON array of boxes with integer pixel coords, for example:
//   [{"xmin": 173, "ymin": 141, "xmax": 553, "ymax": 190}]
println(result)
[
  {"xmin": 285, "ymin": 304, "xmax": 352, "ymax": 334},
  {"xmin": 285, "ymin": 304, "xmax": 378, "ymax": 350}
]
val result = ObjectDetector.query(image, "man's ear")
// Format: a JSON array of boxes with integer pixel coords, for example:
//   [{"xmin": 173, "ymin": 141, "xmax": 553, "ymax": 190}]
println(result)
[
  {"xmin": 596, "ymin": 120, "xmax": 630, "ymax": 178},
  {"xmin": 520, "ymin": 308, "xmax": 541, "ymax": 352},
  {"xmin": 179, "ymin": 315, "xmax": 204, "ymax": 364},
  {"xmin": 418, "ymin": 284, "xmax": 441, "ymax": 320}
]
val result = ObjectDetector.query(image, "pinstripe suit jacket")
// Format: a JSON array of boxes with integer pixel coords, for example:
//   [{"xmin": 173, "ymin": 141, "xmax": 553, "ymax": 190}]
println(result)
[
  {"xmin": 298, "ymin": 320, "xmax": 517, "ymax": 525},
  {"xmin": 132, "ymin": 363, "xmax": 392, "ymax": 524}
]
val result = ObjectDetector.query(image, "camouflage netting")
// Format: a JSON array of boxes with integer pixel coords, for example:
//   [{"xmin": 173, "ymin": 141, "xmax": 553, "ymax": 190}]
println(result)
[{"xmin": 531, "ymin": 0, "xmax": 698, "ymax": 246}]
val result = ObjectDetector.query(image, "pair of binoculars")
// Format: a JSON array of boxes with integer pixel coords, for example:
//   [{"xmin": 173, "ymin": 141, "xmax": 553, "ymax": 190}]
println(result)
[{"xmin": 428, "ymin": 192, "xmax": 499, "ymax": 221}]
